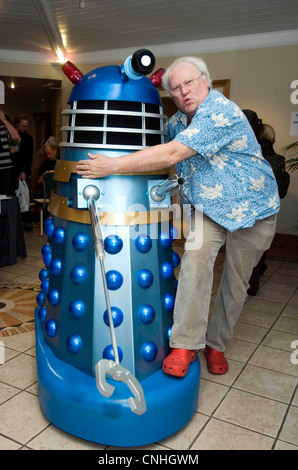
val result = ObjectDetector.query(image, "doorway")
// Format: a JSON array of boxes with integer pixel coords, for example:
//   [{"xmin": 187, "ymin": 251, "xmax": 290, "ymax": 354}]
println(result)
[{"xmin": 0, "ymin": 75, "xmax": 62, "ymax": 149}]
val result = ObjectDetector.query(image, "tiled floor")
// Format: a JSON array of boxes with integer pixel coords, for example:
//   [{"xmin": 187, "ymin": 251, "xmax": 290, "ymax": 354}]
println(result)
[{"xmin": 0, "ymin": 225, "xmax": 298, "ymax": 450}]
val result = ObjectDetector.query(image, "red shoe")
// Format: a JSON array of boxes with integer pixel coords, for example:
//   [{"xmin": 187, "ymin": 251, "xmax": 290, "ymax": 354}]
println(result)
[
  {"xmin": 162, "ymin": 348, "xmax": 196, "ymax": 377},
  {"xmin": 204, "ymin": 345, "xmax": 229, "ymax": 375}
]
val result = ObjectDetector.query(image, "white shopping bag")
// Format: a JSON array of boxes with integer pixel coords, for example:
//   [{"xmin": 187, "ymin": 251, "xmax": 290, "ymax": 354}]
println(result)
[{"xmin": 15, "ymin": 179, "xmax": 30, "ymax": 213}]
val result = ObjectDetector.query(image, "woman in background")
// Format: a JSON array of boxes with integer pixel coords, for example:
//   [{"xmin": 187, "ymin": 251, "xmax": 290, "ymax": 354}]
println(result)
[
  {"xmin": 0, "ymin": 111, "xmax": 20, "ymax": 195},
  {"xmin": 243, "ymin": 110, "xmax": 290, "ymax": 295}
]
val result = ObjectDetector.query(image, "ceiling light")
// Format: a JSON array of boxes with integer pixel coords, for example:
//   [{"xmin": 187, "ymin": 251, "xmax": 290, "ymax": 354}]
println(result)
[
  {"xmin": 33, "ymin": 0, "xmax": 68, "ymax": 62},
  {"xmin": 56, "ymin": 47, "xmax": 67, "ymax": 63}
]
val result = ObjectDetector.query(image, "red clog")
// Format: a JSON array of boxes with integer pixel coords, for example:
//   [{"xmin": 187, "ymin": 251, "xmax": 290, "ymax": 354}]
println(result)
[
  {"xmin": 162, "ymin": 348, "xmax": 196, "ymax": 377},
  {"xmin": 204, "ymin": 345, "xmax": 229, "ymax": 374}
]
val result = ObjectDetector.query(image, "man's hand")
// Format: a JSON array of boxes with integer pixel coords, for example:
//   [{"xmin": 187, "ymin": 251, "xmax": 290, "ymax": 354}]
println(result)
[
  {"xmin": 76, "ymin": 153, "xmax": 115, "ymax": 178},
  {"xmin": 76, "ymin": 141, "xmax": 194, "ymax": 179}
]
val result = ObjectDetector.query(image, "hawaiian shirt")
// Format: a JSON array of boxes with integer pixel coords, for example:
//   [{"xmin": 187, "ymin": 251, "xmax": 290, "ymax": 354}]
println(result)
[{"xmin": 166, "ymin": 88, "xmax": 280, "ymax": 232}]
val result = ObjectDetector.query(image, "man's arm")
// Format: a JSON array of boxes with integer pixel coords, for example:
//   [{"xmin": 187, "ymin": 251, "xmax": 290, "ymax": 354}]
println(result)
[{"xmin": 76, "ymin": 140, "xmax": 196, "ymax": 178}]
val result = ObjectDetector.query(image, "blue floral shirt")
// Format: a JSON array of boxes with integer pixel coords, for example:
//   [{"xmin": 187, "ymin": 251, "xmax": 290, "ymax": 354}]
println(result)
[{"xmin": 166, "ymin": 88, "xmax": 280, "ymax": 232}]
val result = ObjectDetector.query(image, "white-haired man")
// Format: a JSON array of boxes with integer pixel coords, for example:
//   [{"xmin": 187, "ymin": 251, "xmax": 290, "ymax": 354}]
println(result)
[{"xmin": 77, "ymin": 56, "xmax": 279, "ymax": 377}]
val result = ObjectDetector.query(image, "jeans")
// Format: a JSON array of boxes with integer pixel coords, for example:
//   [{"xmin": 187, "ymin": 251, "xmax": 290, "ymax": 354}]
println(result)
[{"xmin": 170, "ymin": 212, "xmax": 277, "ymax": 352}]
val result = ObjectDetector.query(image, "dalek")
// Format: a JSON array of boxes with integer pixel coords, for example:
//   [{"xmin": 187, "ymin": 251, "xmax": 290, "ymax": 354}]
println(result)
[{"xmin": 35, "ymin": 49, "xmax": 200, "ymax": 446}]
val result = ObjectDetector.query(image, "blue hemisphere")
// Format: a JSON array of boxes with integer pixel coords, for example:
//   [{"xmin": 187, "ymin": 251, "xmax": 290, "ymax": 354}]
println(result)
[{"xmin": 68, "ymin": 65, "xmax": 161, "ymax": 105}]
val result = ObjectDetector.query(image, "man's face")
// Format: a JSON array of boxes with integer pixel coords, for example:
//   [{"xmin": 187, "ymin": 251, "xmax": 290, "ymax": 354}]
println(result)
[
  {"xmin": 44, "ymin": 146, "xmax": 57, "ymax": 161},
  {"xmin": 17, "ymin": 119, "xmax": 29, "ymax": 133},
  {"xmin": 168, "ymin": 62, "xmax": 210, "ymax": 120}
]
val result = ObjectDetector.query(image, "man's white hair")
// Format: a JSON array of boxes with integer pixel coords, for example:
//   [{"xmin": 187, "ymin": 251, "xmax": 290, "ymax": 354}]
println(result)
[{"xmin": 162, "ymin": 56, "xmax": 212, "ymax": 93}]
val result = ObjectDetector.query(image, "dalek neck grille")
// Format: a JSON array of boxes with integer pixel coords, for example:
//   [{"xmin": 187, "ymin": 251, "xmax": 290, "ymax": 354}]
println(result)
[{"xmin": 60, "ymin": 100, "xmax": 167, "ymax": 150}]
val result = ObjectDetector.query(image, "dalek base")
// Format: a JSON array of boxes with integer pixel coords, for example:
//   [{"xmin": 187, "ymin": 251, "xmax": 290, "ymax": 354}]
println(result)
[{"xmin": 35, "ymin": 312, "xmax": 200, "ymax": 447}]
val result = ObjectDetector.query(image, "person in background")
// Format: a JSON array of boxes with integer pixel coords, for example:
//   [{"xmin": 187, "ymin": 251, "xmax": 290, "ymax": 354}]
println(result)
[
  {"xmin": 243, "ymin": 110, "xmax": 290, "ymax": 295},
  {"xmin": 0, "ymin": 112, "xmax": 26, "ymax": 260},
  {"xmin": 34, "ymin": 143, "xmax": 59, "ymax": 198},
  {"xmin": 12, "ymin": 114, "xmax": 34, "ymax": 231},
  {"xmin": 0, "ymin": 111, "xmax": 20, "ymax": 195},
  {"xmin": 76, "ymin": 56, "xmax": 280, "ymax": 377},
  {"xmin": 259, "ymin": 124, "xmax": 290, "ymax": 199},
  {"xmin": 242, "ymin": 111, "xmax": 290, "ymax": 200}
]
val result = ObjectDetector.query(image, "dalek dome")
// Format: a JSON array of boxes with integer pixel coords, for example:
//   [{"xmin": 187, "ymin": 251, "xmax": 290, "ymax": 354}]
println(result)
[
  {"xmin": 60, "ymin": 51, "xmax": 166, "ymax": 149},
  {"xmin": 68, "ymin": 65, "xmax": 162, "ymax": 106}
]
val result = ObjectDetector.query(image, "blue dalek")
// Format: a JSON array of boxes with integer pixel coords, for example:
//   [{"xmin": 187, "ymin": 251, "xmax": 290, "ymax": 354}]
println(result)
[{"xmin": 34, "ymin": 49, "xmax": 200, "ymax": 446}]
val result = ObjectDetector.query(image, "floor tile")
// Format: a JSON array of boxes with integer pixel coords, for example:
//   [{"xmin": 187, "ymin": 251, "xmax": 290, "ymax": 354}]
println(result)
[
  {"xmin": 0, "ymin": 346, "xmax": 20, "ymax": 362},
  {"xmin": 0, "ymin": 435, "xmax": 22, "ymax": 450},
  {"xmin": 249, "ymin": 345, "xmax": 298, "ymax": 377},
  {"xmin": 274, "ymin": 440, "xmax": 298, "ymax": 450},
  {"xmin": 27, "ymin": 424, "xmax": 106, "ymax": 450},
  {"xmin": 0, "ymin": 391, "xmax": 49, "ymax": 444},
  {"xmin": 236, "ymin": 297, "xmax": 285, "ymax": 315},
  {"xmin": 158, "ymin": 412, "xmax": 209, "ymax": 450},
  {"xmin": 261, "ymin": 280, "xmax": 297, "ymax": 294},
  {"xmin": 262, "ymin": 329, "xmax": 298, "ymax": 351},
  {"xmin": 28, "ymin": 259, "xmax": 45, "ymax": 268},
  {"xmin": 289, "ymin": 291, "xmax": 298, "ymax": 306},
  {"xmin": 255, "ymin": 287, "xmax": 293, "ymax": 304},
  {"xmin": 273, "ymin": 316, "xmax": 298, "ymax": 336},
  {"xmin": 214, "ymin": 389, "xmax": 287, "ymax": 437},
  {"xmin": 232, "ymin": 322, "xmax": 268, "ymax": 344},
  {"xmin": 270, "ymin": 273, "xmax": 298, "ymax": 287},
  {"xmin": 191, "ymin": 418, "xmax": 274, "ymax": 450},
  {"xmin": 225, "ymin": 338, "xmax": 258, "ymax": 363},
  {"xmin": 278, "ymin": 406, "xmax": 298, "ymax": 446},
  {"xmin": 196, "ymin": 378, "xmax": 229, "ymax": 415},
  {"xmin": 0, "ymin": 271, "xmax": 23, "ymax": 281},
  {"xmin": 0, "ymin": 264, "xmax": 38, "ymax": 275},
  {"xmin": 0, "ymin": 382, "xmax": 20, "ymax": 405},
  {"xmin": 108, "ymin": 443, "xmax": 169, "ymax": 451},
  {"xmin": 282, "ymin": 261, "xmax": 298, "ymax": 272},
  {"xmin": 238, "ymin": 309, "xmax": 278, "ymax": 328},
  {"xmin": 292, "ymin": 387, "xmax": 298, "ymax": 406},
  {"xmin": 25, "ymin": 346, "xmax": 36, "ymax": 357},
  {"xmin": 1, "ymin": 330, "xmax": 35, "ymax": 352},
  {"xmin": 282, "ymin": 304, "xmax": 298, "ymax": 320},
  {"xmin": 0, "ymin": 353, "xmax": 37, "ymax": 388},
  {"xmin": 9, "ymin": 275, "xmax": 40, "ymax": 283},
  {"xmin": 26, "ymin": 382, "xmax": 39, "ymax": 396},
  {"xmin": 234, "ymin": 364, "xmax": 297, "ymax": 403},
  {"xmin": 276, "ymin": 265, "xmax": 298, "ymax": 277}
]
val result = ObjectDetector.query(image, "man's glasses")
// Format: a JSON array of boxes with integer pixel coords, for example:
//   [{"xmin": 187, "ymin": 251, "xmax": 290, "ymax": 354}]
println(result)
[{"xmin": 170, "ymin": 74, "xmax": 203, "ymax": 95}]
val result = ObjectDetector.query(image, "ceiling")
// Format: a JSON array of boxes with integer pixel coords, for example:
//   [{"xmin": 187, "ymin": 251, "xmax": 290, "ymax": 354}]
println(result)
[
  {"xmin": 0, "ymin": 0, "xmax": 297, "ymax": 113},
  {"xmin": 0, "ymin": 0, "xmax": 298, "ymax": 65}
]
